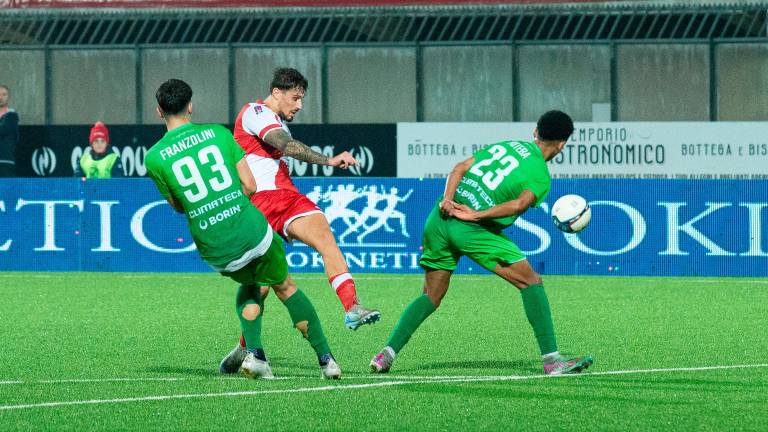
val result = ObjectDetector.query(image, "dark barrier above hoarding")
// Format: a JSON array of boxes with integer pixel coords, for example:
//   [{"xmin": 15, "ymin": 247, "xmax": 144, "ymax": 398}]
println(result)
[
  {"xmin": 1, "ymin": 178, "xmax": 766, "ymax": 276},
  {"xmin": 15, "ymin": 124, "xmax": 396, "ymax": 178},
  {"xmin": 17, "ymin": 125, "xmax": 165, "ymax": 178},
  {"xmin": 3, "ymin": 0, "xmax": 615, "ymax": 8}
]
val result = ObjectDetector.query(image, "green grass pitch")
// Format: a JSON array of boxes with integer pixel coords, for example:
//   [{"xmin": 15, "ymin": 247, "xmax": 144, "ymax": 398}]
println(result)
[{"xmin": 1, "ymin": 272, "xmax": 767, "ymax": 431}]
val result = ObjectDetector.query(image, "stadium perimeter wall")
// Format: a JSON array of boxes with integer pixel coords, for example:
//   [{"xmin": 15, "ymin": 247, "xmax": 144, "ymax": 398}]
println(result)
[{"xmin": 1, "ymin": 177, "xmax": 766, "ymax": 276}]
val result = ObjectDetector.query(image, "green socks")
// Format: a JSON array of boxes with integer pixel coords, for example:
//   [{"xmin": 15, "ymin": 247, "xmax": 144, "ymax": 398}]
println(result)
[
  {"xmin": 236, "ymin": 284, "xmax": 263, "ymax": 350},
  {"xmin": 386, "ymin": 294, "xmax": 437, "ymax": 353},
  {"xmin": 520, "ymin": 284, "xmax": 558, "ymax": 355},
  {"xmin": 282, "ymin": 289, "xmax": 331, "ymax": 356}
]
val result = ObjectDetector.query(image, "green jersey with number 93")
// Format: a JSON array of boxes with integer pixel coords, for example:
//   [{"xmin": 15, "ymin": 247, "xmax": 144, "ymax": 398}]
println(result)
[
  {"xmin": 145, "ymin": 122, "xmax": 270, "ymax": 271},
  {"xmin": 454, "ymin": 140, "xmax": 551, "ymax": 229}
]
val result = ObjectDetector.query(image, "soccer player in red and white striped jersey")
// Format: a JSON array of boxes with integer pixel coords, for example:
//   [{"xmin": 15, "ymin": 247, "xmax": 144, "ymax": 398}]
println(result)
[{"xmin": 234, "ymin": 68, "xmax": 380, "ymax": 325}]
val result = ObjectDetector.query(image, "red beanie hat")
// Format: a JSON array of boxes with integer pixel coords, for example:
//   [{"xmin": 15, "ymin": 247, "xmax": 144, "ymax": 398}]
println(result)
[{"xmin": 89, "ymin": 122, "xmax": 109, "ymax": 145}]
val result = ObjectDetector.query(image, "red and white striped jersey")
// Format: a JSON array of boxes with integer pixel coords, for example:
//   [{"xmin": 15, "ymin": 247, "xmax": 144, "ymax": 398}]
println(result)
[{"xmin": 233, "ymin": 101, "xmax": 299, "ymax": 193}]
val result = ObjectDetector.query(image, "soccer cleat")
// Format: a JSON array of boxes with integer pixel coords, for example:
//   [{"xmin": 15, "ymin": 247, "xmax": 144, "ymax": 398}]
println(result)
[
  {"xmin": 344, "ymin": 304, "xmax": 381, "ymax": 330},
  {"xmin": 219, "ymin": 344, "xmax": 247, "ymax": 374},
  {"xmin": 319, "ymin": 353, "xmax": 342, "ymax": 380},
  {"xmin": 369, "ymin": 348, "xmax": 395, "ymax": 373},
  {"xmin": 543, "ymin": 355, "xmax": 593, "ymax": 376},
  {"xmin": 239, "ymin": 352, "xmax": 274, "ymax": 379}
]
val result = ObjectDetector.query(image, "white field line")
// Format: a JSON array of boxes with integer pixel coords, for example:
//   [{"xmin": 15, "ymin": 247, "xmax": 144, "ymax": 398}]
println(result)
[
  {"xmin": 3, "ymin": 363, "xmax": 767, "ymax": 387},
  {"xmin": 0, "ymin": 363, "xmax": 766, "ymax": 411}
]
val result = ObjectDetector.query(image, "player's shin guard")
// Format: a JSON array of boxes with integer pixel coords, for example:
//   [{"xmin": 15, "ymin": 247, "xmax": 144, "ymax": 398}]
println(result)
[
  {"xmin": 236, "ymin": 284, "xmax": 263, "ymax": 350},
  {"xmin": 239, "ymin": 288, "xmax": 266, "ymax": 348},
  {"xmin": 329, "ymin": 272, "xmax": 358, "ymax": 312},
  {"xmin": 283, "ymin": 289, "xmax": 331, "ymax": 356},
  {"xmin": 386, "ymin": 294, "xmax": 436, "ymax": 353},
  {"xmin": 520, "ymin": 284, "xmax": 558, "ymax": 355}
]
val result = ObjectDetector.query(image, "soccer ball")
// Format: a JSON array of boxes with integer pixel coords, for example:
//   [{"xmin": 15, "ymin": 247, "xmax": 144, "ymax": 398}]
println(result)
[{"xmin": 551, "ymin": 194, "xmax": 591, "ymax": 233}]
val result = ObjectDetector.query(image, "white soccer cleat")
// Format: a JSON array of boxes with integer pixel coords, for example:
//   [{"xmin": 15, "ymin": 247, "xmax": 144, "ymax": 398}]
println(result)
[
  {"xmin": 344, "ymin": 304, "xmax": 381, "ymax": 330},
  {"xmin": 370, "ymin": 347, "xmax": 395, "ymax": 373},
  {"xmin": 320, "ymin": 354, "xmax": 342, "ymax": 380},
  {"xmin": 219, "ymin": 344, "xmax": 247, "ymax": 374},
  {"xmin": 239, "ymin": 352, "xmax": 274, "ymax": 380}
]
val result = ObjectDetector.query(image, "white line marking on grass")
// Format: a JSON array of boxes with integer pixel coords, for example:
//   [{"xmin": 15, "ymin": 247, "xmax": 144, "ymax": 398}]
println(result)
[{"xmin": 1, "ymin": 363, "xmax": 766, "ymax": 411}]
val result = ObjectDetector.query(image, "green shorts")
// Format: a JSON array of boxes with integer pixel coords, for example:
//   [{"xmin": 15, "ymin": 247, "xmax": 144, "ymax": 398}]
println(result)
[
  {"xmin": 221, "ymin": 233, "xmax": 289, "ymax": 286},
  {"xmin": 419, "ymin": 204, "xmax": 526, "ymax": 272}
]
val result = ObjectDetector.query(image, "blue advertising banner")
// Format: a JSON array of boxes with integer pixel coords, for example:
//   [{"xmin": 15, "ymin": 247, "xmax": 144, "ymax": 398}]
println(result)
[{"xmin": 0, "ymin": 178, "xmax": 766, "ymax": 276}]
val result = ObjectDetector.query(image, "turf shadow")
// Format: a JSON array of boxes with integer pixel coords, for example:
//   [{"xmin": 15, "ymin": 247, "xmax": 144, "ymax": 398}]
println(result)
[
  {"xmin": 400, "ymin": 359, "xmax": 539, "ymax": 373},
  {"xmin": 399, "ymin": 382, "xmax": 694, "ymax": 406},
  {"xmin": 143, "ymin": 366, "xmax": 218, "ymax": 376},
  {"xmin": 577, "ymin": 376, "xmax": 768, "ymax": 392}
]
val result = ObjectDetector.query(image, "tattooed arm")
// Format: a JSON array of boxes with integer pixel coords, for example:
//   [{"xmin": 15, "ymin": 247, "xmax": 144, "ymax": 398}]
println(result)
[
  {"xmin": 264, "ymin": 129, "xmax": 329, "ymax": 165},
  {"xmin": 264, "ymin": 129, "xmax": 357, "ymax": 169}
]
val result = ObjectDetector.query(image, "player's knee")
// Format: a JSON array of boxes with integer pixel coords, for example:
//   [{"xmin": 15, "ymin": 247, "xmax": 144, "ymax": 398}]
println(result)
[
  {"xmin": 516, "ymin": 274, "xmax": 542, "ymax": 290},
  {"xmin": 424, "ymin": 291, "xmax": 443, "ymax": 309},
  {"xmin": 272, "ymin": 277, "xmax": 296, "ymax": 294},
  {"xmin": 241, "ymin": 303, "xmax": 261, "ymax": 321}
]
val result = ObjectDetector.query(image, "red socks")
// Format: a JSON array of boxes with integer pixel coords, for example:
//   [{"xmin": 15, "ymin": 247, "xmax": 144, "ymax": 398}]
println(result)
[{"xmin": 330, "ymin": 272, "xmax": 358, "ymax": 312}]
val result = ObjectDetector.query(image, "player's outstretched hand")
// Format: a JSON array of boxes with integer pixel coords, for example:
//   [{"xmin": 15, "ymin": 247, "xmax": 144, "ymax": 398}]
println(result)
[
  {"xmin": 450, "ymin": 203, "xmax": 480, "ymax": 222},
  {"xmin": 329, "ymin": 151, "xmax": 358, "ymax": 169}
]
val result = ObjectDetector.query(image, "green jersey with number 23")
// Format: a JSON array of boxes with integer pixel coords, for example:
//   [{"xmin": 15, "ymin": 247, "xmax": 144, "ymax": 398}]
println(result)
[{"xmin": 454, "ymin": 140, "xmax": 551, "ymax": 229}]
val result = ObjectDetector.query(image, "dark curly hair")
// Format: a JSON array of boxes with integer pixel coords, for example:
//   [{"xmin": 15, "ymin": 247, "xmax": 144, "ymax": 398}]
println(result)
[
  {"xmin": 155, "ymin": 79, "xmax": 193, "ymax": 116},
  {"xmin": 537, "ymin": 110, "xmax": 574, "ymax": 141},
  {"xmin": 270, "ymin": 68, "xmax": 308, "ymax": 93}
]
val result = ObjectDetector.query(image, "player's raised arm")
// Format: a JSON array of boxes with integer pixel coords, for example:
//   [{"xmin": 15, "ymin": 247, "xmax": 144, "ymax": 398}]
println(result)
[
  {"xmin": 263, "ymin": 129, "xmax": 358, "ymax": 169},
  {"xmin": 235, "ymin": 158, "xmax": 257, "ymax": 198},
  {"xmin": 263, "ymin": 129, "xmax": 329, "ymax": 165},
  {"xmin": 451, "ymin": 190, "xmax": 537, "ymax": 222}
]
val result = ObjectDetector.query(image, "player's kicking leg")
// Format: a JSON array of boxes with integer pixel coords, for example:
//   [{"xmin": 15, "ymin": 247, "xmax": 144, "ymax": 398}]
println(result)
[
  {"xmin": 287, "ymin": 213, "xmax": 380, "ymax": 330},
  {"xmin": 492, "ymin": 260, "xmax": 593, "ymax": 375},
  {"xmin": 371, "ymin": 269, "xmax": 450, "ymax": 373}
]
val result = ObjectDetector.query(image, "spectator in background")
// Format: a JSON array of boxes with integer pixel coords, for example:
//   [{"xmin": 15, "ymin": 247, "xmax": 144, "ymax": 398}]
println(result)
[
  {"xmin": 75, "ymin": 121, "xmax": 123, "ymax": 178},
  {"xmin": 0, "ymin": 84, "xmax": 19, "ymax": 177}
]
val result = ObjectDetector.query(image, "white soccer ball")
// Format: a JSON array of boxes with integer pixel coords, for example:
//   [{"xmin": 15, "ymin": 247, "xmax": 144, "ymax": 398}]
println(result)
[{"xmin": 551, "ymin": 194, "xmax": 591, "ymax": 233}]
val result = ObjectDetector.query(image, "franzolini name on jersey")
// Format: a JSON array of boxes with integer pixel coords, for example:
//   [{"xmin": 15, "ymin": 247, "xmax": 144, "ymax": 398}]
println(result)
[{"xmin": 159, "ymin": 128, "xmax": 216, "ymax": 161}]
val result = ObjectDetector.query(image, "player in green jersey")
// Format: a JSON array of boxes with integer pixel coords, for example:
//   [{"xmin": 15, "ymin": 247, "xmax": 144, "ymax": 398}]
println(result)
[
  {"xmin": 146, "ymin": 79, "xmax": 340, "ymax": 380},
  {"xmin": 370, "ymin": 110, "xmax": 593, "ymax": 376}
]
